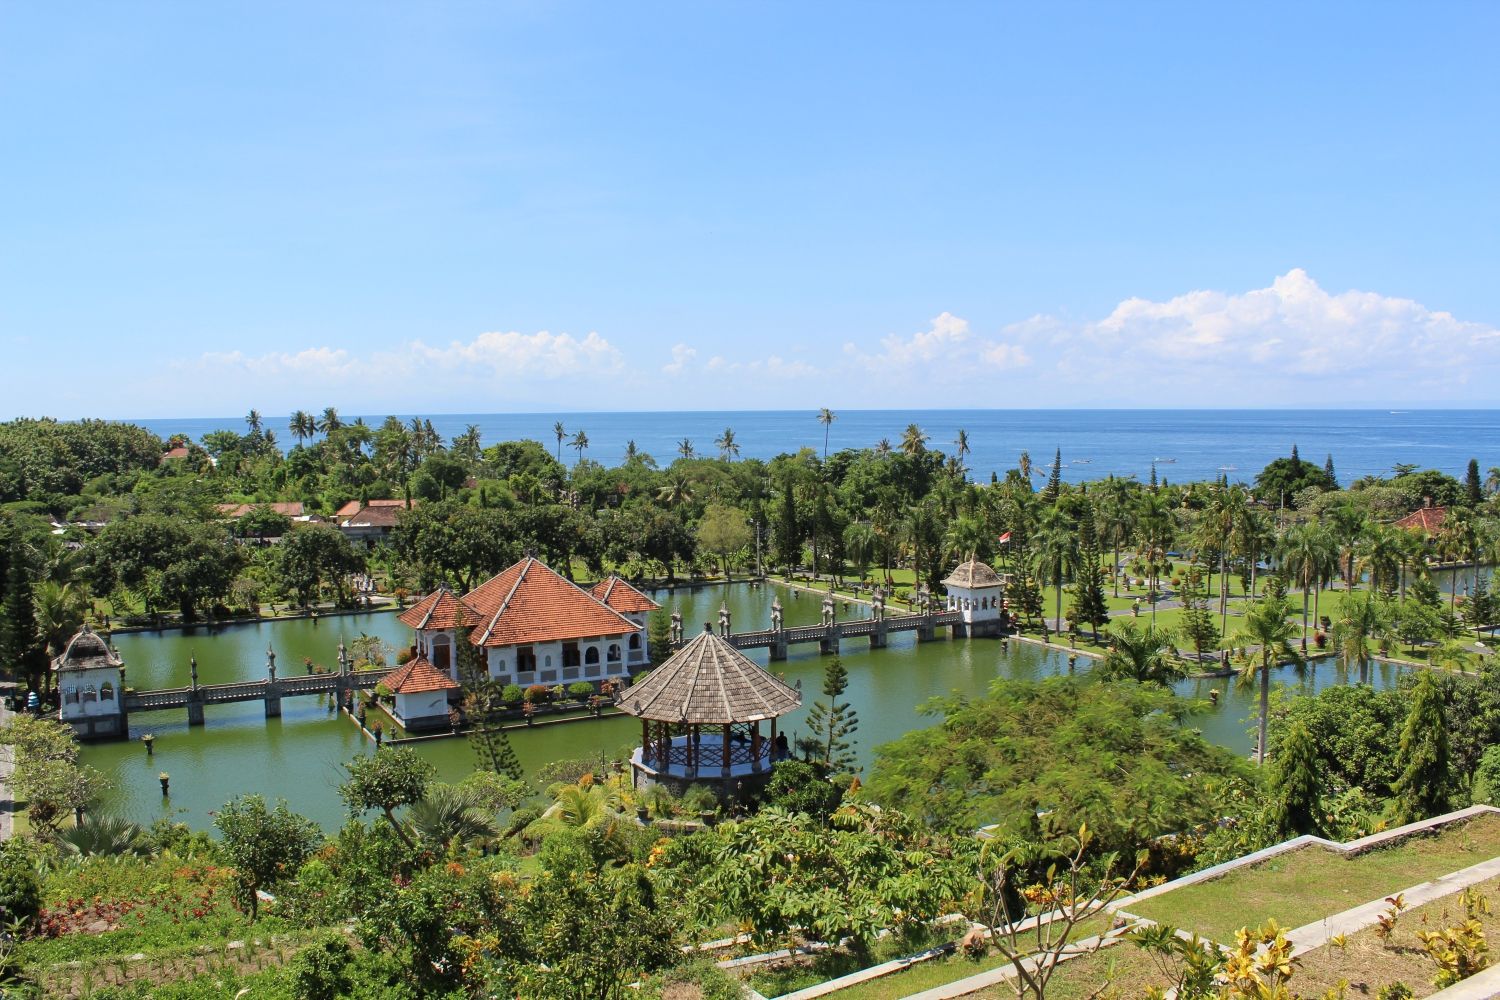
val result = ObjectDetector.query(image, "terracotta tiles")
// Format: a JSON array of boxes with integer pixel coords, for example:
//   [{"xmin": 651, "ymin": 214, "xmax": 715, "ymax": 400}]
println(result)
[
  {"xmin": 589, "ymin": 575, "xmax": 662, "ymax": 614},
  {"xmin": 382, "ymin": 655, "xmax": 460, "ymax": 694}
]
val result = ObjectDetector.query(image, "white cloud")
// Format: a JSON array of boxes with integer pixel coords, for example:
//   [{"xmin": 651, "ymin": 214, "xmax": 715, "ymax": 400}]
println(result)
[
  {"xmin": 201, "ymin": 347, "xmax": 359, "ymax": 378},
  {"xmin": 662, "ymin": 343, "xmax": 697, "ymax": 375},
  {"xmin": 406, "ymin": 330, "xmax": 623, "ymax": 377},
  {"xmin": 844, "ymin": 312, "xmax": 1033, "ymax": 378}
]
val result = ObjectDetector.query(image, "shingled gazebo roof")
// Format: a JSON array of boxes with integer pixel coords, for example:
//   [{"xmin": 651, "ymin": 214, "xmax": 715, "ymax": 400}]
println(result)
[
  {"xmin": 942, "ymin": 559, "xmax": 1002, "ymax": 589},
  {"xmin": 616, "ymin": 627, "xmax": 801, "ymax": 724},
  {"xmin": 51, "ymin": 627, "xmax": 122, "ymax": 673}
]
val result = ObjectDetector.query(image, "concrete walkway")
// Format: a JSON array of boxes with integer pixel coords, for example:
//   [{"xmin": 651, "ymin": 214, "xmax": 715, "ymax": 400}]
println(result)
[{"xmin": 0, "ymin": 700, "xmax": 15, "ymax": 840}]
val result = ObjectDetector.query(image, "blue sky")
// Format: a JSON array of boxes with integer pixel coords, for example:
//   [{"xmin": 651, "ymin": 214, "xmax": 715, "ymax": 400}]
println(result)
[{"xmin": 3, "ymin": 2, "xmax": 1498, "ymax": 418}]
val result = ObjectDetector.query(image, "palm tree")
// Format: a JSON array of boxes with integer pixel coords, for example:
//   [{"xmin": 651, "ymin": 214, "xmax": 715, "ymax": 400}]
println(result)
[
  {"xmin": 318, "ymin": 407, "xmax": 343, "ymax": 434},
  {"xmin": 1278, "ymin": 523, "xmax": 1337, "ymax": 651},
  {"xmin": 817, "ymin": 408, "xmax": 836, "ymax": 460},
  {"xmin": 1018, "ymin": 450, "xmax": 1033, "ymax": 481},
  {"xmin": 1097, "ymin": 485, "xmax": 1136, "ymax": 598},
  {"xmin": 244, "ymin": 409, "xmax": 262, "ymax": 434},
  {"xmin": 34, "ymin": 581, "xmax": 88, "ymax": 659},
  {"xmin": 1134, "ymin": 492, "xmax": 1175, "ymax": 625},
  {"xmin": 1487, "ymin": 466, "xmax": 1500, "ymax": 497},
  {"xmin": 655, "ymin": 474, "xmax": 694, "ymax": 507},
  {"xmin": 842, "ymin": 521, "xmax": 878, "ymax": 582},
  {"xmin": 452, "ymin": 424, "xmax": 483, "ymax": 464},
  {"xmin": 1238, "ymin": 595, "xmax": 1305, "ymax": 765},
  {"xmin": 900, "ymin": 424, "xmax": 928, "ymax": 457},
  {"xmin": 1098, "ymin": 620, "xmax": 1184, "ymax": 685},
  {"xmin": 874, "ymin": 438, "xmax": 893, "ymax": 459},
  {"xmin": 532, "ymin": 781, "xmax": 632, "ymax": 857},
  {"xmin": 553, "ymin": 421, "xmax": 566, "ymax": 463},
  {"xmin": 405, "ymin": 784, "xmax": 498, "ymax": 852},
  {"xmin": 953, "ymin": 429, "xmax": 971, "ymax": 476},
  {"xmin": 1437, "ymin": 507, "xmax": 1481, "ymax": 611},
  {"xmin": 569, "ymin": 429, "xmax": 589, "ymax": 464},
  {"xmin": 1233, "ymin": 506, "xmax": 1274, "ymax": 599},
  {"xmin": 1031, "ymin": 510, "xmax": 1079, "ymax": 634},
  {"xmin": 288, "ymin": 410, "xmax": 315, "ymax": 446},
  {"xmin": 624, "ymin": 440, "xmax": 639, "ymax": 464},
  {"xmin": 1358, "ymin": 523, "xmax": 1404, "ymax": 598},
  {"xmin": 944, "ymin": 515, "xmax": 987, "ymax": 565},
  {"xmin": 52, "ymin": 815, "xmax": 149, "ymax": 857},
  {"xmin": 1331, "ymin": 593, "xmax": 1385, "ymax": 684},
  {"xmin": 677, "ymin": 438, "xmax": 695, "ymax": 461},
  {"xmin": 715, "ymin": 427, "xmax": 739, "ymax": 461}
]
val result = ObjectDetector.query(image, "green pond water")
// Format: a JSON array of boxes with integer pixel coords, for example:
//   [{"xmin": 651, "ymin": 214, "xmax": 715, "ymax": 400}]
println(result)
[{"xmin": 83, "ymin": 583, "xmax": 1403, "ymax": 830}]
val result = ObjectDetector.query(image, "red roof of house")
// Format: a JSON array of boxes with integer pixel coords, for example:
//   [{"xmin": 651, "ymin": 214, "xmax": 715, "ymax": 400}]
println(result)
[
  {"xmin": 588, "ymin": 575, "xmax": 661, "ymax": 614},
  {"xmin": 381, "ymin": 655, "xmax": 460, "ymax": 694},
  {"xmin": 160, "ymin": 446, "xmax": 191, "ymax": 461},
  {"xmin": 1394, "ymin": 505, "xmax": 1447, "ymax": 533},
  {"xmin": 339, "ymin": 505, "xmax": 404, "ymax": 528},
  {"xmin": 398, "ymin": 586, "xmax": 479, "ymax": 631},
  {"xmin": 336, "ymin": 499, "xmax": 408, "ymax": 518},
  {"xmin": 216, "ymin": 501, "xmax": 305, "ymax": 519},
  {"xmin": 463, "ymin": 557, "xmax": 639, "ymax": 648}
]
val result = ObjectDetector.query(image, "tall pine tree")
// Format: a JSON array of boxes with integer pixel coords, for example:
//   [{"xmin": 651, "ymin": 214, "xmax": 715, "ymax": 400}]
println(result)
[
  {"xmin": 1, "ymin": 532, "xmax": 46, "ymax": 691},
  {"xmin": 454, "ymin": 624, "xmax": 523, "ymax": 780},
  {"xmin": 1393, "ymin": 671, "xmax": 1451, "ymax": 823},
  {"xmin": 1271, "ymin": 722, "xmax": 1323, "ymax": 836},
  {"xmin": 800, "ymin": 658, "xmax": 859, "ymax": 774},
  {"xmin": 1040, "ymin": 448, "xmax": 1063, "ymax": 505},
  {"xmin": 1177, "ymin": 559, "xmax": 1221, "ymax": 659},
  {"xmin": 1068, "ymin": 503, "xmax": 1109, "ymax": 636},
  {"xmin": 1466, "ymin": 458, "xmax": 1484, "ymax": 507}
]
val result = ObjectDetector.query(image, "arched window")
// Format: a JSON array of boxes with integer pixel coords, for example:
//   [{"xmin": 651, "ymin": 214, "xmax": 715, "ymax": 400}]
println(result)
[
  {"xmin": 607, "ymin": 644, "xmax": 621, "ymax": 662},
  {"xmin": 544, "ymin": 655, "xmax": 553, "ymax": 668},
  {"xmin": 82, "ymin": 685, "xmax": 97, "ymax": 704},
  {"xmin": 629, "ymin": 633, "xmax": 641, "ymax": 650},
  {"xmin": 584, "ymin": 647, "xmax": 600, "ymax": 665},
  {"xmin": 64, "ymin": 687, "xmax": 79, "ymax": 705},
  {"xmin": 100, "ymin": 682, "xmax": 115, "ymax": 702},
  {"xmin": 430, "ymin": 634, "xmax": 452, "ymax": 671}
]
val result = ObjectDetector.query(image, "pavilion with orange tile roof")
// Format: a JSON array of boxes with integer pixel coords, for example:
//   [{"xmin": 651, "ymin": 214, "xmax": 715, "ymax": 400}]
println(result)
[
  {"xmin": 398, "ymin": 557, "xmax": 660, "ymax": 690},
  {"xmin": 379, "ymin": 654, "xmax": 461, "ymax": 730},
  {"xmin": 1393, "ymin": 502, "xmax": 1448, "ymax": 535}
]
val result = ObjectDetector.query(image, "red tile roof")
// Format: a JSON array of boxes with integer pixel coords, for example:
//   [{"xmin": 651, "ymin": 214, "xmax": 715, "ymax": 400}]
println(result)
[
  {"xmin": 381, "ymin": 655, "xmax": 459, "ymax": 694},
  {"xmin": 336, "ymin": 499, "xmax": 408, "ymax": 518},
  {"xmin": 589, "ymin": 575, "xmax": 661, "ymax": 614},
  {"xmin": 160, "ymin": 446, "xmax": 191, "ymax": 461},
  {"xmin": 339, "ymin": 505, "xmax": 404, "ymax": 528},
  {"xmin": 398, "ymin": 586, "xmax": 478, "ymax": 631},
  {"xmin": 1394, "ymin": 505, "xmax": 1447, "ymax": 533},
  {"xmin": 463, "ymin": 557, "xmax": 639, "ymax": 648}
]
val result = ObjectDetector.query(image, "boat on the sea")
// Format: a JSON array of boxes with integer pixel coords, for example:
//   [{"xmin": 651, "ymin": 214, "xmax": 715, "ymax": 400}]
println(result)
[
  {"xmin": 1218, "ymin": 465, "xmax": 1238, "ymax": 471},
  {"xmin": 1155, "ymin": 457, "xmax": 1177, "ymax": 464},
  {"xmin": 1071, "ymin": 459, "xmax": 1092, "ymax": 465}
]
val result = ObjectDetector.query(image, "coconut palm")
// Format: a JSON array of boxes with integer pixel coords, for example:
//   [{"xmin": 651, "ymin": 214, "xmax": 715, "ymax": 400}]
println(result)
[
  {"xmin": 842, "ymin": 521, "xmax": 878, "ymax": 582},
  {"xmin": 406, "ymin": 784, "xmax": 499, "ymax": 851},
  {"xmin": 569, "ymin": 429, "xmax": 589, "ymax": 464},
  {"xmin": 873, "ymin": 438, "xmax": 893, "ymax": 459},
  {"xmin": 1358, "ymin": 523, "xmax": 1405, "ymax": 598},
  {"xmin": 1018, "ymin": 450, "xmax": 1034, "ymax": 481},
  {"xmin": 531, "ymin": 780, "xmax": 632, "ymax": 857},
  {"xmin": 1238, "ymin": 594, "xmax": 1305, "ymax": 765},
  {"xmin": 953, "ymin": 429, "xmax": 971, "ymax": 474},
  {"xmin": 1096, "ymin": 484, "xmax": 1136, "ymax": 598},
  {"xmin": 1134, "ymin": 492, "xmax": 1175, "ymax": 625},
  {"xmin": 53, "ymin": 815, "xmax": 149, "ymax": 857},
  {"xmin": 1487, "ymin": 466, "xmax": 1500, "ymax": 496},
  {"xmin": 318, "ymin": 407, "xmax": 343, "ymax": 434},
  {"xmin": 34, "ymin": 581, "xmax": 88, "ymax": 660},
  {"xmin": 655, "ymin": 474, "xmax": 694, "ymax": 507},
  {"xmin": 1233, "ymin": 506, "xmax": 1274, "ymax": 598},
  {"xmin": 715, "ymin": 427, "xmax": 739, "ymax": 461},
  {"xmin": 1031, "ymin": 509, "xmax": 1079, "ymax": 633},
  {"xmin": 817, "ymin": 408, "xmax": 836, "ymax": 460},
  {"xmin": 244, "ymin": 409, "xmax": 263, "ymax": 434},
  {"xmin": 288, "ymin": 410, "xmax": 316, "ymax": 446},
  {"xmin": 1331, "ymin": 593, "xmax": 1385, "ymax": 684},
  {"xmin": 552, "ymin": 421, "xmax": 566, "ymax": 462},
  {"xmin": 1277, "ymin": 523, "xmax": 1338, "ymax": 651},
  {"xmin": 944, "ymin": 515, "xmax": 987, "ymax": 565},
  {"xmin": 900, "ymin": 424, "xmax": 928, "ymax": 457},
  {"xmin": 677, "ymin": 438, "xmax": 695, "ymax": 461},
  {"xmin": 451, "ymin": 424, "xmax": 482, "ymax": 465},
  {"xmin": 1098, "ymin": 620, "xmax": 1184, "ymax": 685}
]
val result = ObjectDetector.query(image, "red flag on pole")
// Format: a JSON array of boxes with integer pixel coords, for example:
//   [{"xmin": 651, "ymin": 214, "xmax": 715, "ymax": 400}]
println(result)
[{"xmin": 998, "ymin": 531, "xmax": 1012, "ymax": 544}]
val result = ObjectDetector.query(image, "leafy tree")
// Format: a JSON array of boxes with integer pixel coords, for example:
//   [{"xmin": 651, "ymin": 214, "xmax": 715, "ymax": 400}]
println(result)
[
  {"xmin": 800, "ymin": 658, "xmax": 859, "ymax": 773},
  {"xmin": 661, "ymin": 803, "xmax": 970, "ymax": 954},
  {"xmin": 276, "ymin": 522, "xmax": 365, "ymax": 606},
  {"xmin": 864, "ymin": 676, "xmax": 1249, "ymax": 853},
  {"xmin": 1254, "ymin": 444, "xmax": 1337, "ymax": 505},
  {"xmin": 1268, "ymin": 683, "xmax": 1406, "ymax": 800},
  {"xmin": 392, "ymin": 500, "xmax": 516, "ymax": 591},
  {"xmin": 0, "ymin": 838, "xmax": 42, "ymax": 929},
  {"xmin": 1176, "ymin": 561, "xmax": 1220, "ymax": 659},
  {"xmin": 87, "ymin": 514, "xmax": 243, "ymax": 619},
  {"xmin": 1, "ymin": 714, "xmax": 108, "ymax": 831},
  {"xmin": 1270, "ymin": 722, "xmax": 1323, "ymax": 837},
  {"xmin": 761, "ymin": 759, "xmax": 844, "ymax": 820},
  {"xmin": 1392, "ymin": 671, "xmax": 1452, "ymax": 823},
  {"xmin": 340, "ymin": 747, "xmax": 435, "ymax": 847},
  {"xmin": 1472, "ymin": 745, "xmax": 1500, "ymax": 806},
  {"xmin": 0, "ymin": 534, "xmax": 47, "ymax": 689},
  {"xmin": 214, "ymin": 794, "xmax": 321, "ymax": 920},
  {"xmin": 1006, "ymin": 550, "xmax": 1045, "ymax": 627},
  {"xmin": 1463, "ymin": 575, "xmax": 1495, "ymax": 630},
  {"xmin": 696, "ymin": 504, "xmax": 751, "ymax": 579}
]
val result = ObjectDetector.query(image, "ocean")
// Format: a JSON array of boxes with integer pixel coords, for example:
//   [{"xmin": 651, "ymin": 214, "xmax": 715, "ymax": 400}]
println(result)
[{"xmin": 137, "ymin": 409, "xmax": 1498, "ymax": 489}]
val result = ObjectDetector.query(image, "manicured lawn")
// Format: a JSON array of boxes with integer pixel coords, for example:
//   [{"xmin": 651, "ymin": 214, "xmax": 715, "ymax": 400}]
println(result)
[
  {"xmin": 964, "ymin": 942, "xmax": 1177, "ymax": 1000},
  {"xmin": 1127, "ymin": 813, "xmax": 1500, "ymax": 944}
]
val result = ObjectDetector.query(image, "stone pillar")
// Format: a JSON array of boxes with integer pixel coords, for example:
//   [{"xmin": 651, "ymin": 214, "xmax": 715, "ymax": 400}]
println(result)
[
  {"xmin": 870, "ymin": 620, "xmax": 887, "ymax": 649},
  {"xmin": 751, "ymin": 720, "xmax": 763, "ymax": 773},
  {"xmin": 264, "ymin": 647, "xmax": 282, "ymax": 719},
  {"xmin": 116, "ymin": 664, "xmax": 130, "ymax": 737},
  {"xmin": 770, "ymin": 637, "xmax": 788, "ymax": 661}
]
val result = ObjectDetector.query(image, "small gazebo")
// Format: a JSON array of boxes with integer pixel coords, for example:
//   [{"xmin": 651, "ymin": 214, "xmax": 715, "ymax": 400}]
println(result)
[{"xmin": 618, "ymin": 625, "xmax": 801, "ymax": 798}]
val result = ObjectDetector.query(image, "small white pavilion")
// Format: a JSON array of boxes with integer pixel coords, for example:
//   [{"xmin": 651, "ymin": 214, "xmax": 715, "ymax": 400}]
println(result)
[
  {"xmin": 942, "ymin": 558, "xmax": 1006, "ymax": 637},
  {"xmin": 53, "ymin": 627, "xmax": 128, "ymax": 739}
]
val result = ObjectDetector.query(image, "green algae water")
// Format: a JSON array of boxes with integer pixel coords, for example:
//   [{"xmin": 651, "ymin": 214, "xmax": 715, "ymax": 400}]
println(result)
[{"xmin": 81, "ymin": 585, "xmax": 1403, "ymax": 830}]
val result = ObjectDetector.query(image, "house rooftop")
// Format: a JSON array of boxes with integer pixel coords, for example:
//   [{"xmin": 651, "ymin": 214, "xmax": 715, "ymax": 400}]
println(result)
[{"xmin": 382, "ymin": 655, "xmax": 460, "ymax": 694}]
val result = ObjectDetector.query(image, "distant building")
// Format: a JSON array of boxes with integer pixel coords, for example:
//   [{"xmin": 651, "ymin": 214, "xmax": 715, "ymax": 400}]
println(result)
[
  {"xmin": 1394, "ymin": 502, "xmax": 1448, "ymax": 535},
  {"xmin": 335, "ymin": 498, "xmax": 408, "ymax": 519},
  {"xmin": 399, "ymin": 557, "xmax": 659, "ymax": 689},
  {"xmin": 53, "ymin": 627, "xmax": 128, "ymax": 738},
  {"xmin": 216, "ymin": 501, "xmax": 308, "ymax": 519},
  {"xmin": 337, "ymin": 502, "xmax": 410, "ymax": 544}
]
